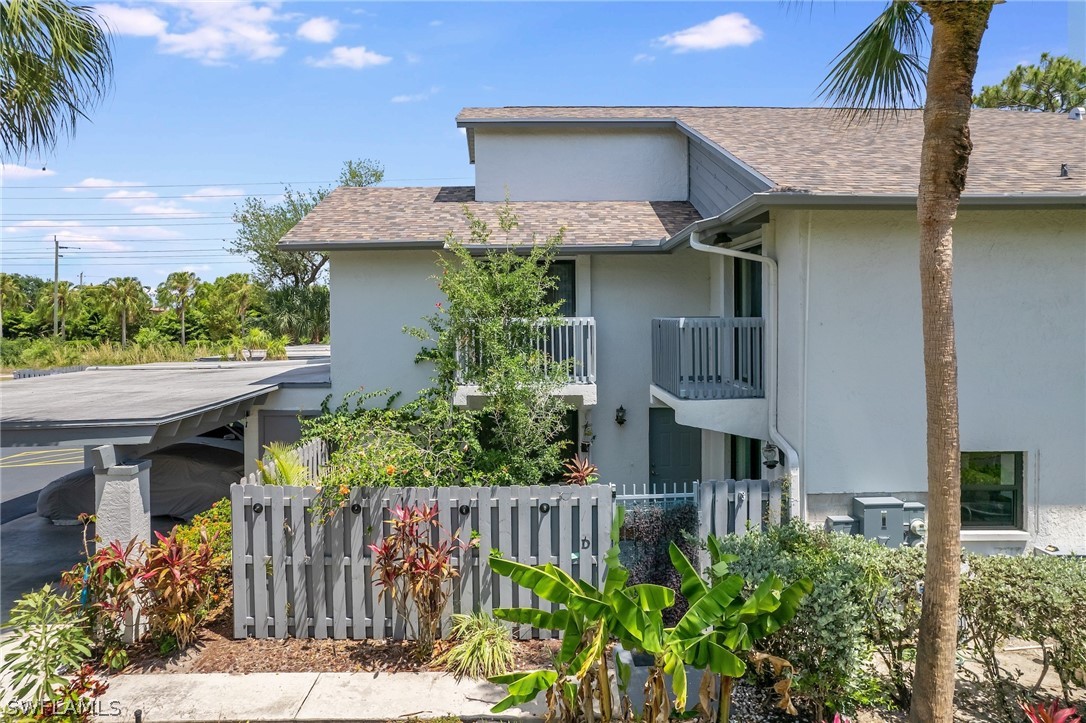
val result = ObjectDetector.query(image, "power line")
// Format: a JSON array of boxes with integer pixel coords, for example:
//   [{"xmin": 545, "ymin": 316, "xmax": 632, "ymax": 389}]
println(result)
[
  {"xmin": 1, "ymin": 176, "xmax": 472, "ymax": 190},
  {"xmin": 5, "ymin": 192, "xmax": 284, "ymax": 200},
  {"xmin": 2, "ymin": 236, "xmax": 230, "ymax": 242}
]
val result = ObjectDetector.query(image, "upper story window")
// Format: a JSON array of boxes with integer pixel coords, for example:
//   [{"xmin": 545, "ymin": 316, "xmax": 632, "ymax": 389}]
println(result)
[
  {"xmin": 545, "ymin": 260, "xmax": 576, "ymax": 317},
  {"xmin": 961, "ymin": 451, "xmax": 1024, "ymax": 529}
]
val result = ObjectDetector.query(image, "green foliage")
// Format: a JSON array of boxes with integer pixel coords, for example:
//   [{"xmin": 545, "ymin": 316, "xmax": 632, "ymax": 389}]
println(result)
[
  {"xmin": 665, "ymin": 540, "xmax": 812, "ymax": 720},
  {"xmin": 229, "ymin": 158, "xmax": 383, "ymax": 288},
  {"xmin": 434, "ymin": 612, "xmax": 515, "ymax": 680},
  {"xmin": 1, "ymin": 0, "xmax": 113, "ymax": 160},
  {"xmin": 257, "ymin": 441, "xmax": 311, "ymax": 486},
  {"xmin": 406, "ymin": 208, "xmax": 574, "ymax": 484},
  {"xmin": 710, "ymin": 522, "xmax": 888, "ymax": 717},
  {"xmin": 960, "ymin": 554, "xmax": 1086, "ymax": 720},
  {"xmin": 489, "ymin": 508, "xmax": 675, "ymax": 721},
  {"xmin": 261, "ymin": 285, "xmax": 329, "ymax": 343},
  {"xmin": 0, "ymin": 585, "xmax": 96, "ymax": 710},
  {"xmin": 136, "ymin": 529, "xmax": 218, "ymax": 649},
  {"xmin": 975, "ymin": 53, "xmax": 1086, "ymax": 112},
  {"xmin": 174, "ymin": 498, "xmax": 232, "ymax": 573},
  {"xmin": 621, "ymin": 503, "xmax": 699, "ymax": 626}
]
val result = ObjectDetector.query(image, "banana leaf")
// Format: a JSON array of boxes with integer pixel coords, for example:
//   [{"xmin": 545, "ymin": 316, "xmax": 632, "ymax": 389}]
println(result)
[{"xmin": 489, "ymin": 669, "xmax": 559, "ymax": 712}]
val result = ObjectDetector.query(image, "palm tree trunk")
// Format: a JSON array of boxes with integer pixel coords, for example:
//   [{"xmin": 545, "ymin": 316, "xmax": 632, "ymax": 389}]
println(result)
[
  {"xmin": 120, "ymin": 311, "xmax": 127, "ymax": 347},
  {"xmin": 910, "ymin": 4, "xmax": 993, "ymax": 723},
  {"xmin": 180, "ymin": 304, "xmax": 186, "ymax": 346}
]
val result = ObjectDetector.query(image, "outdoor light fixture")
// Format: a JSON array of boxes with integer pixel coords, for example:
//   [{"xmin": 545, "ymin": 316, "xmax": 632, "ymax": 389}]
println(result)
[
  {"xmin": 615, "ymin": 406, "xmax": 627, "ymax": 425},
  {"xmin": 581, "ymin": 420, "xmax": 595, "ymax": 453},
  {"xmin": 762, "ymin": 443, "xmax": 780, "ymax": 470}
]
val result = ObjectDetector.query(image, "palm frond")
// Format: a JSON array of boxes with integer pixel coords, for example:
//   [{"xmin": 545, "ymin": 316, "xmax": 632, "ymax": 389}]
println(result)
[
  {"xmin": 818, "ymin": 1, "xmax": 928, "ymax": 124},
  {"xmin": 1, "ymin": 0, "xmax": 114, "ymax": 160}
]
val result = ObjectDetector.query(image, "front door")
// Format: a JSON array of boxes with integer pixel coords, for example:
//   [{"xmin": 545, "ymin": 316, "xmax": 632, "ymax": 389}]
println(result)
[{"xmin": 649, "ymin": 408, "xmax": 702, "ymax": 489}]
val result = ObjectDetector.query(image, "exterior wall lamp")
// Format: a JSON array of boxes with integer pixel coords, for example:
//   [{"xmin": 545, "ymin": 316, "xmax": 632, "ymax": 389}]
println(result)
[
  {"xmin": 581, "ymin": 420, "xmax": 595, "ymax": 453},
  {"xmin": 615, "ymin": 406, "xmax": 627, "ymax": 425},
  {"xmin": 762, "ymin": 443, "xmax": 780, "ymax": 470}
]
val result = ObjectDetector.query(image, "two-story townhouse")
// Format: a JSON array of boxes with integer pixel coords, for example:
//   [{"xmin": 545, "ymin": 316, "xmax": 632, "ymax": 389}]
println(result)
[{"xmin": 275, "ymin": 106, "xmax": 1086, "ymax": 555}]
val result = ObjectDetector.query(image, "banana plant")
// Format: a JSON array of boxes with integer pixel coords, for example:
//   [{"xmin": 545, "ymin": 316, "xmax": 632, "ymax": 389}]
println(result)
[
  {"xmin": 488, "ymin": 507, "xmax": 675, "ymax": 722},
  {"xmin": 663, "ymin": 540, "xmax": 813, "ymax": 723}
]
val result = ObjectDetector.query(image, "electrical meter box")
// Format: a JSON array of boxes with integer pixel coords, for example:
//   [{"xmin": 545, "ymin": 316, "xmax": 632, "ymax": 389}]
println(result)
[
  {"xmin": 824, "ymin": 515, "xmax": 856, "ymax": 534},
  {"xmin": 903, "ymin": 502, "xmax": 926, "ymax": 525},
  {"xmin": 852, "ymin": 496, "xmax": 904, "ymax": 547}
]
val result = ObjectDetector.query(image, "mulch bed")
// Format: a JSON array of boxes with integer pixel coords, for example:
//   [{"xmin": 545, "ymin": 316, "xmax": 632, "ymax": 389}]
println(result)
[{"xmin": 121, "ymin": 602, "xmax": 560, "ymax": 676}]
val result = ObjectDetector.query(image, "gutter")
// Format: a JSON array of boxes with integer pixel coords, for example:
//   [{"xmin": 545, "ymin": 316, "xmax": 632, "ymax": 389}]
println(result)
[{"xmin": 687, "ymin": 230, "xmax": 803, "ymax": 521}]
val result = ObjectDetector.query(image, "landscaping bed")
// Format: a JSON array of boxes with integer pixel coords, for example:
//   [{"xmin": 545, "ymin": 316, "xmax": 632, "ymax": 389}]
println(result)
[{"xmin": 120, "ymin": 603, "xmax": 560, "ymax": 676}]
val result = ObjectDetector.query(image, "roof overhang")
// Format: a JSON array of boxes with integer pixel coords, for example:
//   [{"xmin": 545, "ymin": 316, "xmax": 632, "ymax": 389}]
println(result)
[{"xmin": 662, "ymin": 191, "xmax": 1086, "ymax": 250}]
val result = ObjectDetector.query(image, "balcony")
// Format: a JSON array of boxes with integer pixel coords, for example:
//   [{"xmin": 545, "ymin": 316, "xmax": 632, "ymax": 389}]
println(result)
[
  {"xmin": 651, "ymin": 317, "xmax": 765, "ymax": 399},
  {"xmin": 454, "ymin": 317, "xmax": 597, "ymax": 406},
  {"xmin": 650, "ymin": 317, "xmax": 767, "ymax": 439}
]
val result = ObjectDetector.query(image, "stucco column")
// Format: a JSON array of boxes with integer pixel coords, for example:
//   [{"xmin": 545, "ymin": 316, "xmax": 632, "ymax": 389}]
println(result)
[
  {"xmin": 92, "ymin": 445, "xmax": 151, "ymax": 643},
  {"xmin": 92, "ymin": 446, "xmax": 151, "ymax": 549}
]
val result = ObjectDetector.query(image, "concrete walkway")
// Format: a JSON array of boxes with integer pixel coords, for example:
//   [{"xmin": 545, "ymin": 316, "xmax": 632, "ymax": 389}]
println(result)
[{"xmin": 89, "ymin": 671, "xmax": 545, "ymax": 722}]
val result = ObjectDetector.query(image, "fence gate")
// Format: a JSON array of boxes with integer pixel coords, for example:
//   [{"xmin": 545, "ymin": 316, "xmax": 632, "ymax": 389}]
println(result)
[{"xmin": 232, "ymin": 483, "xmax": 613, "ymax": 640}]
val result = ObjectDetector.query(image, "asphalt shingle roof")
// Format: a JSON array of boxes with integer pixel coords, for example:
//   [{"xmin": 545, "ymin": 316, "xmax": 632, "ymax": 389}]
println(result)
[
  {"xmin": 457, "ymin": 106, "xmax": 1086, "ymax": 195},
  {"xmin": 279, "ymin": 186, "xmax": 702, "ymax": 248}
]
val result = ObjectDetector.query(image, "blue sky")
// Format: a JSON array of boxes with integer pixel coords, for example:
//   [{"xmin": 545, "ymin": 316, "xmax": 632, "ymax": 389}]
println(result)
[{"xmin": 1, "ymin": 0, "xmax": 1080, "ymax": 286}]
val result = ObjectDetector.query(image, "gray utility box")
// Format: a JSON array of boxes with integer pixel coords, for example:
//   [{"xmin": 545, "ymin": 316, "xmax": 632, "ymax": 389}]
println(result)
[
  {"xmin": 852, "ymin": 497, "xmax": 905, "ymax": 548},
  {"xmin": 825, "ymin": 515, "xmax": 857, "ymax": 534}
]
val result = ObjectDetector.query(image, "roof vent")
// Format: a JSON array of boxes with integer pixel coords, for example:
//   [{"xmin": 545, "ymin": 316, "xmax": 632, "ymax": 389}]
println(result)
[
  {"xmin": 1061, "ymin": 163, "xmax": 1070, "ymax": 178},
  {"xmin": 1070, "ymin": 107, "xmax": 1085, "ymax": 121}
]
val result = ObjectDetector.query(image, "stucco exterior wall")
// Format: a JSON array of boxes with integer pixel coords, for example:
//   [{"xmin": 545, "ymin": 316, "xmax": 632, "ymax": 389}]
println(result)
[
  {"xmin": 773, "ymin": 208, "xmax": 1086, "ymax": 550},
  {"xmin": 328, "ymin": 250, "xmax": 446, "ymax": 406},
  {"xmin": 589, "ymin": 248, "xmax": 710, "ymax": 489},
  {"xmin": 473, "ymin": 128, "xmax": 688, "ymax": 202}
]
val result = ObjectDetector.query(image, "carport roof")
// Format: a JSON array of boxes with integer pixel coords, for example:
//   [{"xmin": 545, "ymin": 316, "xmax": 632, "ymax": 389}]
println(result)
[{"xmin": 0, "ymin": 360, "xmax": 329, "ymax": 450}]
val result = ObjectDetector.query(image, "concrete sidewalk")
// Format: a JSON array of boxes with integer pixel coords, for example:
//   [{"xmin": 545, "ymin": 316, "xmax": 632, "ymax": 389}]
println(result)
[{"xmin": 89, "ymin": 671, "xmax": 546, "ymax": 723}]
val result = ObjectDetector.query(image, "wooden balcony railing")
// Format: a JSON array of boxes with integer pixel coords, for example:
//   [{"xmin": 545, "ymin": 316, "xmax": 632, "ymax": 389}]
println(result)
[
  {"xmin": 456, "ymin": 316, "xmax": 597, "ymax": 385},
  {"xmin": 652, "ymin": 317, "xmax": 765, "ymax": 400}
]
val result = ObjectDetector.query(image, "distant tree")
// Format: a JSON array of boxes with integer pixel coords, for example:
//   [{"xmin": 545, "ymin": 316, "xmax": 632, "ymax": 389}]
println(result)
[
  {"xmin": 103, "ymin": 276, "xmax": 147, "ymax": 347},
  {"xmin": 974, "ymin": 53, "xmax": 1086, "ymax": 112},
  {"xmin": 32, "ymin": 280, "xmax": 78, "ymax": 339},
  {"xmin": 156, "ymin": 271, "xmax": 199, "ymax": 345},
  {"xmin": 1, "ymin": 0, "xmax": 113, "ymax": 160},
  {"xmin": 261, "ymin": 285, "xmax": 329, "ymax": 343},
  {"xmin": 0, "ymin": 273, "xmax": 27, "ymax": 338},
  {"xmin": 229, "ymin": 158, "xmax": 384, "ymax": 288},
  {"xmin": 192, "ymin": 273, "xmax": 262, "ymax": 342}
]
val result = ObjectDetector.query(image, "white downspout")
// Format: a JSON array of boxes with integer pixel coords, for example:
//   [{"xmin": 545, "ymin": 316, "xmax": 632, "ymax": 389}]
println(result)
[{"xmin": 689, "ymin": 231, "xmax": 803, "ymax": 520}]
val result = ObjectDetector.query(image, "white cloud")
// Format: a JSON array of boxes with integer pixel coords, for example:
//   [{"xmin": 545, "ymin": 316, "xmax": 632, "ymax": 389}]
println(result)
[
  {"xmin": 98, "ymin": 2, "xmax": 286, "ymax": 65},
  {"xmin": 129, "ymin": 202, "xmax": 201, "ymax": 217},
  {"xmin": 103, "ymin": 189, "xmax": 158, "ymax": 202},
  {"xmin": 95, "ymin": 4, "xmax": 167, "ymax": 37},
  {"xmin": 183, "ymin": 186, "xmax": 246, "ymax": 201},
  {"xmin": 297, "ymin": 17, "xmax": 339, "ymax": 43},
  {"xmin": 657, "ymin": 13, "xmax": 763, "ymax": 53},
  {"xmin": 1, "ymin": 164, "xmax": 57, "ymax": 180},
  {"xmin": 391, "ymin": 86, "xmax": 439, "ymax": 103},
  {"xmin": 307, "ymin": 46, "xmax": 392, "ymax": 70},
  {"xmin": 66, "ymin": 177, "xmax": 144, "ymax": 191},
  {"xmin": 429, "ymin": 20, "xmax": 443, "ymax": 27},
  {"xmin": 633, "ymin": 53, "xmax": 655, "ymax": 64},
  {"xmin": 182, "ymin": 264, "xmax": 213, "ymax": 273}
]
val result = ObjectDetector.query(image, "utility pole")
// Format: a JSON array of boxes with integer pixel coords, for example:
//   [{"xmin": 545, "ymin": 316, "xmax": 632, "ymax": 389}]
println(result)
[
  {"xmin": 53, "ymin": 236, "xmax": 59, "ymax": 336},
  {"xmin": 78, "ymin": 272, "xmax": 84, "ymax": 288}
]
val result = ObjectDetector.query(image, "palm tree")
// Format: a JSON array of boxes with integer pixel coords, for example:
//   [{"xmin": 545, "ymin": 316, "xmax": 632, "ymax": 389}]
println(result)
[
  {"xmin": 1, "ymin": 0, "xmax": 113, "ymax": 160},
  {"xmin": 818, "ymin": 3, "xmax": 995, "ymax": 721},
  {"xmin": 32, "ymin": 280, "xmax": 78, "ymax": 339},
  {"xmin": 104, "ymin": 276, "xmax": 146, "ymax": 347},
  {"xmin": 156, "ymin": 271, "xmax": 199, "ymax": 346},
  {"xmin": 0, "ymin": 272, "xmax": 27, "ymax": 339}
]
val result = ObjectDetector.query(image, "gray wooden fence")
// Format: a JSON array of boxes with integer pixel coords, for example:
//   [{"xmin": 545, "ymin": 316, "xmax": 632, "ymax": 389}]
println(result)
[
  {"xmin": 240, "ymin": 438, "xmax": 329, "ymax": 485},
  {"xmin": 231, "ymin": 483, "xmax": 613, "ymax": 640}
]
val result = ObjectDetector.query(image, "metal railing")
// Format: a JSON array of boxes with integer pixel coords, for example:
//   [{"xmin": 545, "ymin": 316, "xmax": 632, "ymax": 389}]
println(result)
[
  {"xmin": 651, "ymin": 317, "xmax": 765, "ymax": 399},
  {"xmin": 12, "ymin": 365, "xmax": 89, "ymax": 379},
  {"xmin": 456, "ymin": 316, "xmax": 597, "ymax": 385}
]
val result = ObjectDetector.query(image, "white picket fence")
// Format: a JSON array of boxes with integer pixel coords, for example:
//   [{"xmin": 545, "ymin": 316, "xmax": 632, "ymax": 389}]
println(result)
[{"xmin": 231, "ymin": 483, "xmax": 613, "ymax": 640}]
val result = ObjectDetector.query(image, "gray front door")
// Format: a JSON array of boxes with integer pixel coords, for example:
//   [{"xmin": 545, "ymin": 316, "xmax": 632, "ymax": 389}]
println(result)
[{"xmin": 649, "ymin": 408, "xmax": 702, "ymax": 488}]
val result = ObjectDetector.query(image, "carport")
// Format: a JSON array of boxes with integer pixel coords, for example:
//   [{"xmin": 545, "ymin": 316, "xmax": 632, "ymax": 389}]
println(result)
[{"xmin": 0, "ymin": 360, "xmax": 329, "ymax": 547}]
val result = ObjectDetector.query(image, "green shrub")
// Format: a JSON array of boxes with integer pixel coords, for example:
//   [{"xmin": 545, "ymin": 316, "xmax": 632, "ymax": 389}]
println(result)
[
  {"xmin": 174, "ymin": 498, "xmax": 232, "ymax": 571},
  {"xmin": 0, "ymin": 585, "xmax": 106, "ymax": 716},
  {"xmin": 1, "ymin": 337, "xmax": 29, "ymax": 367},
  {"xmin": 711, "ymin": 522, "xmax": 903, "ymax": 717},
  {"xmin": 435, "ymin": 612, "xmax": 515, "ymax": 680},
  {"xmin": 620, "ymin": 503, "xmax": 699, "ymax": 625}
]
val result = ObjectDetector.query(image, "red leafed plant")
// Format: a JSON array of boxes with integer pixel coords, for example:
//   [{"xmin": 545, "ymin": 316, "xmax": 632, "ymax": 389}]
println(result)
[
  {"xmin": 1021, "ymin": 701, "xmax": 1083, "ymax": 723},
  {"xmin": 561, "ymin": 455, "xmax": 599, "ymax": 485},
  {"xmin": 136, "ymin": 529, "xmax": 217, "ymax": 650},
  {"xmin": 370, "ymin": 502, "xmax": 472, "ymax": 659}
]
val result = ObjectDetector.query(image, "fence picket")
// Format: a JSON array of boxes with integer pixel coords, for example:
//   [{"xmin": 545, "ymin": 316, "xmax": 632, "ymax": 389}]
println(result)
[
  {"xmin": 347, "ymin": 488, "xmax": 366, "ymax": 640},
  {"xmin": 231, "ymin": 485, "xmax": 248, "ymax": 638},
  {"xmin": 329, "ymin": 506, "xmax": 347, "ymax": 639},
  {"xmin": 515, "ymin": 486, "xmax": 532, "ymax": 640},
  {"xmin": 289, "ymin": 489, "xmax": 308, "ymax": 637},
  {"xmin": 496, "ymin": 487, "xmax": 514, "ymax": 611},
  {"xmin": 250, "ymin": 486, "xmax": 269, "ymax": 638},
  {"xmin": 364, "ymin": 487, "xmax": 383, "ymax": 639},
  {"xmin": 309, "ymin": 487, "xmax": 327, "ymax": 639},
  {"xmin": 532, "ymin": 484, "xmax": 552, "ymax": 640},
  {"xmin": 269, "ymin": 486, "xmax": 288, "ymax": 639},
  {"xmin": 477, "ymin": 487, "xmax": 494, "ymax": 616}
]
